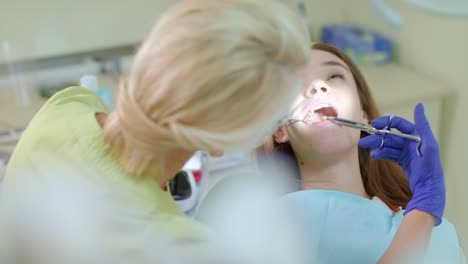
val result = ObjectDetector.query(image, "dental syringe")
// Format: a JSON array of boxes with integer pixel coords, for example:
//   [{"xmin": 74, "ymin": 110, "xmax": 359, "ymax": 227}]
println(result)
[{"xmin": 321, "ymin": 116, "xmax": 421, "ymax": 142}]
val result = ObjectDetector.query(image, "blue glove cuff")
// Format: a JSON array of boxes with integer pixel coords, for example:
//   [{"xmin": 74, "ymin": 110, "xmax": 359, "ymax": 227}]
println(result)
[{"xmin": 404, "ymin": 201, "xmax": 443, "ymax": 226}]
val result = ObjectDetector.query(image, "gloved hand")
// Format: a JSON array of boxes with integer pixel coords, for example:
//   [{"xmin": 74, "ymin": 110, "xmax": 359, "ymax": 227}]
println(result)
[{"xmin": 358, "ymin": 103, "xmax": 445, "ymax": 226}]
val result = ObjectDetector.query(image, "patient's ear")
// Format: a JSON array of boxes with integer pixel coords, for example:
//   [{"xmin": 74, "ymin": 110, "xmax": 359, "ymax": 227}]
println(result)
[{"xmin": 273, "ymin": 127, "xmax": 290, "ymax": 144}]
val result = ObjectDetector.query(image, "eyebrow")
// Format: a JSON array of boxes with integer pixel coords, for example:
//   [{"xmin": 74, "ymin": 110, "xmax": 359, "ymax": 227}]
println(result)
[{"xmin": 322, "ymin": 60, "xmax": 350, "ymax": 72}]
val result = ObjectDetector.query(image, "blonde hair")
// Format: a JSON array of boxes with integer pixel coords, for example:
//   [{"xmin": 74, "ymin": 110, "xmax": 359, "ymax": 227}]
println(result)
[{"xmin": 103, "ymin": 0, "xmax": 310, "ymax": 178}]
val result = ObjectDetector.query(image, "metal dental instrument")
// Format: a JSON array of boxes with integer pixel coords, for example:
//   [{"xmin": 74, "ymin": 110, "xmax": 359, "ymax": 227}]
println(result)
[
  {"xmin": 322, "ymin": 116, "xmax": 421, "ymax": 141},
  {"xmin": 322, "ymin": 116, "xmax": 422, "ymax": 156},
  {"xmin": 285, "ymin": 107, "xmax": 422, "ymax": 156},
  {"xmin": 287, "ymin": 110, "xmax": 314, "ymax": 126}
]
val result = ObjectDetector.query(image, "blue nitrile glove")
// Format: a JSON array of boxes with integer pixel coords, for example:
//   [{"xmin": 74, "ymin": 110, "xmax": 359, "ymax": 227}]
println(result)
[{"xmin": 358, "ymin": 103, "xmax": 445, "ymax": 226}]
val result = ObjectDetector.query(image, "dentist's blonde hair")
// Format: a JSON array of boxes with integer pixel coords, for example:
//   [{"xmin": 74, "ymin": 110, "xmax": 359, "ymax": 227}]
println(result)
[{"xmin": 103, "ymin": 0, "xmax": 310, "ymax": 179}]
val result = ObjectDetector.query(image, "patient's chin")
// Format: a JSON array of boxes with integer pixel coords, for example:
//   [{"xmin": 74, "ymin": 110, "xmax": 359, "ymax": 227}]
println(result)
[{"xmin": 292, "ymin": 132, "xmax": 357, "ymax": 160}]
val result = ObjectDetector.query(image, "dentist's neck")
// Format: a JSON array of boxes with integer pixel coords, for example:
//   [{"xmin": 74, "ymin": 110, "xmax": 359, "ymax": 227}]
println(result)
[{"xmin": 297, "ymin": 148, "xmax": 369, "ymax": 199}]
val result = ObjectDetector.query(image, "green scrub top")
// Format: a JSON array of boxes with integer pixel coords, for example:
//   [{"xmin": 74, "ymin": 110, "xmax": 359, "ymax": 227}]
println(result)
[{"xmin": 2, "ymin": 87, "xmax": 214, "ymax": 262}]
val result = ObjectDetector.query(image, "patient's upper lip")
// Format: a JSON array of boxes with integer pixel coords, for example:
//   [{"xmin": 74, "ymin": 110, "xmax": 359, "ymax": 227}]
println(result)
[{"xmin": 312, "ymin": 103, "xmax": 333, "ymax": 112}]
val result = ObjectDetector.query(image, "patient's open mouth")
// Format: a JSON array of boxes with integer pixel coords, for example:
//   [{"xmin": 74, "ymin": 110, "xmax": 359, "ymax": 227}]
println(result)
[
  {"xmin": 304, "ymin": 104, "xmax": 338, "ymax": 124},
  {"xmin": 314, "ymin": 106, "xmax": 338, "ymax": 118}
]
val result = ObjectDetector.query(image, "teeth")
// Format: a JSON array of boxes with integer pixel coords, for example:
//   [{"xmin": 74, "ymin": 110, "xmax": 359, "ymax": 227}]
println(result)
[
  {"xmin": 312, "ymin": 103, "xmax": 332, "ymax": 112},
  {"xmin": 304, "ymin": 111, "xmax": 313, "ymax": 123}
]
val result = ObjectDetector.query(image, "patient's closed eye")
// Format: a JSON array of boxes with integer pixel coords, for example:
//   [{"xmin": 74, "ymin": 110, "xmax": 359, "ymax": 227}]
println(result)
[{"xmin": 328, "ymin": 73, "xmax": 345, "ymax": 81}]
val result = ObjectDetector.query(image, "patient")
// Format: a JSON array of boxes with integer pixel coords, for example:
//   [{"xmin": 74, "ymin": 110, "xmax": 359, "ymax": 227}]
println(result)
[{"xmin": 258, "ymin": 43, "xmax": 465, "ymax": 263}]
